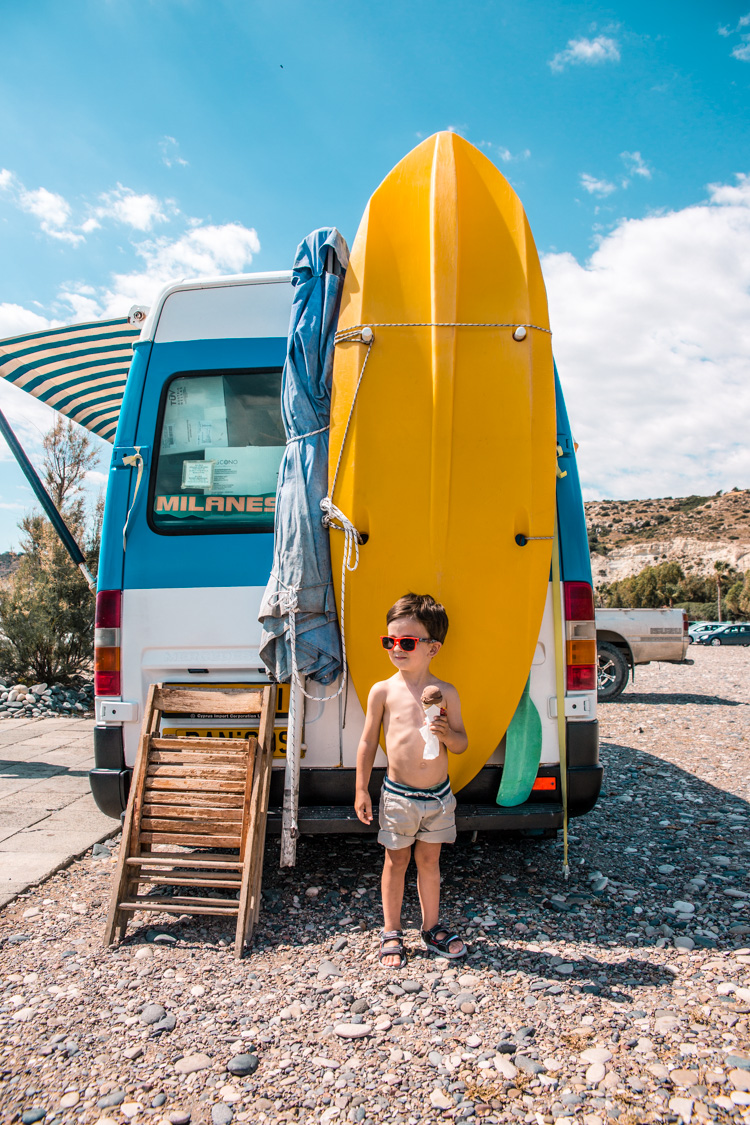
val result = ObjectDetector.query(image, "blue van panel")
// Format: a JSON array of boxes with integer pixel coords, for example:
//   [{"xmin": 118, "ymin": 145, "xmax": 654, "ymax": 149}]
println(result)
[
  {"xmin": 555, "ymin": 365, "xmax": 592, "ymax": 585},
  {"xmin": 98, "ymin": 340, "xmax": 153, "ymax": 592},
  {"xmin": 103, "ymin": 337, "xmax": 286, "ymax": 592}
]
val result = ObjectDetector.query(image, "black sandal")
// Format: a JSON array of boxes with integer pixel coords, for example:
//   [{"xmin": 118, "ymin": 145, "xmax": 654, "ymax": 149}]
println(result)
[
  {"xmin": 421, "ymin": 923, "xmax": 467, "ymax": 959},
  {"xmin": 379, "ymin": 929, "xmax": 407, "ymax": 969}
]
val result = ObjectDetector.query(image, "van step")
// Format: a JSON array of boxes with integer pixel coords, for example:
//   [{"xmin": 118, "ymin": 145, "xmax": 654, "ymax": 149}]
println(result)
[{"xmin": 265, "ymin": 802, "xmax": 563, "ymax": 835}]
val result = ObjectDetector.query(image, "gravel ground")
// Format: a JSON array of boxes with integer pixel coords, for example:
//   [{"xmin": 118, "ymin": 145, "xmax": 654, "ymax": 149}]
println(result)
[{"xmin": 2, "ymin": 646, "xmax": 750, "ymax": 1125}]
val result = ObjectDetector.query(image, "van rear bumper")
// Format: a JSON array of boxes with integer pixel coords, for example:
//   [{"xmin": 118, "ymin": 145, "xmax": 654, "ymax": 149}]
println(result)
[{"xmin": 89, "ymin": 720, "xmax": 601, "ymax": 828}]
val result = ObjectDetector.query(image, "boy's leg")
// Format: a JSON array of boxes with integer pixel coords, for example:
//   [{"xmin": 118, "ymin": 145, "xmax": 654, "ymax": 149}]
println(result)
[
  {"xmin": 381, "ymin": 846, "xmax": 411, "ymax": 967},
  {"xmin": 414, "ymin": 840, "xmax": 464, "ymax": 956}
]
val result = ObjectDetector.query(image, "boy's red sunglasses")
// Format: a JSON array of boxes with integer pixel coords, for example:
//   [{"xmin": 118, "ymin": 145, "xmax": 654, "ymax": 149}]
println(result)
[{"xmin": 380, "ymin": 635, "xmax": 434, "ymax": 652}]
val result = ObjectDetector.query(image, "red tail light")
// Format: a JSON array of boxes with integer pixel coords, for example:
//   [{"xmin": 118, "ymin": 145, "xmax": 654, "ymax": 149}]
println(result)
[
  {"xmin": 564, "ymin": 581, "xmax": 596, "ymax": 691},
  {"xmin": 95, "ymin": 590, "xmax": 122, "ymax": 696}
]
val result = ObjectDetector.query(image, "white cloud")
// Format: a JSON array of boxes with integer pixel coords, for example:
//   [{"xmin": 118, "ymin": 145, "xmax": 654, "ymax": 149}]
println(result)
[
  {"xmin": 543, "ymin": 172, "xmax": 750, "ymax": 499},
  {"xmin": 160, "ymin": 136, "xmax": 188, "ymax": 168},
  {"xmin": 0, "ymin": 171, "xmax": 83, "ymax": 245},
  {"xmin": 18, "ymin": 186, "xmax": 83, "ymax": 245},
  {"xmin": 580, "ymin": 173, "xmax": 617, "ymax": 197},
  {"xmin": 91, "ymin": 184, "xmax": 171, "ymax": 232},
  {"xmin": 480, "ymin": 142, "xmax": 531, "ymax": 163},
  {"xmin": 621, "ymin": 151, "xmax": 652, "ymax": 180},
  {"xmin": 59, "ymin": 221, "xmax": 262, "ymax": 319},
  {"xmin": 549, "ymin": 35, "xmax": 620, "ymax": 73},
  {"xmin": 719, "ymin": 12, "xmax": 750, "ymax": 58}
]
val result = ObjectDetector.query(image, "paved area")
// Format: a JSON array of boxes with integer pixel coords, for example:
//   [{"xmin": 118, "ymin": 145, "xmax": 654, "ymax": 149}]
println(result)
[{"xmin": 0, "ymin": 717, "xmax": 118, "ymax": 907}]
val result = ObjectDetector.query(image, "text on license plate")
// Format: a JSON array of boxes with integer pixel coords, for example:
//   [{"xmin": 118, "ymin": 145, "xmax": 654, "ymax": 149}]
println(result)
[{"xmin": 161, "ymin": 727, "xmax": 298, "ymax": 759}]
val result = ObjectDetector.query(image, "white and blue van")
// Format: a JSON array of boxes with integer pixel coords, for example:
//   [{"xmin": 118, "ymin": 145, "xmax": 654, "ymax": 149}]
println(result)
[{"xmin": 90, "ymin": 272, "xmax": 602, "ymax": 837}]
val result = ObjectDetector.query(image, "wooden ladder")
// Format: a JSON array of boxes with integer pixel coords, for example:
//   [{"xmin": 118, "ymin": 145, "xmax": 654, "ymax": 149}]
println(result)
[{"xmin": 103, "ymin": 683, "xmax": 275, "ymax": 958}]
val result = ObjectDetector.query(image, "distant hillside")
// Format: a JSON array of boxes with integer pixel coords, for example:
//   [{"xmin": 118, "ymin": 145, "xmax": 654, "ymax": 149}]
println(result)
[
  {"xmin": 0, "ymin": 552, "xmax": 21, "ymax": 580},
  {"xmin": 585, "ymin": 489, "xmax": 750, "ymax": 587}
]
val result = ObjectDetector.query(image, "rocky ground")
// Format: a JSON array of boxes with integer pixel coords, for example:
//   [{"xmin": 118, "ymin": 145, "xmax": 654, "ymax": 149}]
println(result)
[
  {"xmin": 0, "ymin": 680, "xmax": 94, "ymax": 720},
  {"xmin": 2, "ymin": 647, "xmax": 750, "ymax": 1125}
]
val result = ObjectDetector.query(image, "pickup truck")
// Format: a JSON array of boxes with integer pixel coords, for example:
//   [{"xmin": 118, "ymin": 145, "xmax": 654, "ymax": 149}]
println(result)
[{"xmin": 595, "ymin": 607, "xmax": 690, "ymax": 700}]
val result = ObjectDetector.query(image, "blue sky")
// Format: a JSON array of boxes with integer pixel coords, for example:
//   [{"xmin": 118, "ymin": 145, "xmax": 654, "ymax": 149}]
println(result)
[{"xmin": 1, "ymin": 0, "xmax": 750, "ymax": 550}]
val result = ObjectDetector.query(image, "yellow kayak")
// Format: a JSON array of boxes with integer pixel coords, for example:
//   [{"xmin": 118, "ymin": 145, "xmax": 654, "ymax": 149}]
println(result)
[{"xmin": 329, "ymin": 131, "xmax": 555, "ymax": 792}]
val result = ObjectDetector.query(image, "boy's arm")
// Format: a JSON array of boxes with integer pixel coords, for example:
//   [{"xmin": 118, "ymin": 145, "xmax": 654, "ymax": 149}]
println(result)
[
  {"xmin": 429, "ymin": 683, "xmax": 468, "ymax": 756},
  {"xmin": 354, "ymin": 683, "xmax": 386, "ymax": 824}
]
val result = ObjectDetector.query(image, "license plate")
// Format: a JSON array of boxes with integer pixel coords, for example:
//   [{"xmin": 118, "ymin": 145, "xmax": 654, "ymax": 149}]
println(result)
[{"xmin": 161, "ymin": 725, "xmax": 297, "ymax": 759}]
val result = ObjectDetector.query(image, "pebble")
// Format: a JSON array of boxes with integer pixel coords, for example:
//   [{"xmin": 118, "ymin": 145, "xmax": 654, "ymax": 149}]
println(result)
[
  {"xmin": 334, "ymin": 1023, "xmax": 371, "ymax": 1038},
  {"xmin": 21, "ymin": 1112, "xmax": 46, "ymax": 1124},
  {"xmin": 141, "ymin": 1002, "xmax": 167, "ymax": 1024},
  {"xmin": 211, "ymin": 1105, "xmax": 233, "ymax": 1125},
  {"xmin": 168, "ymin": 1113, "xmax": 191, "ymax": 1125},
  {"xmin": 226, "ymin": 1053, "xmax": 259, "ymax": 1076},
  {"xmin": 174, "ymin": 1053, "xmax": 212, "ymax": 1074}
]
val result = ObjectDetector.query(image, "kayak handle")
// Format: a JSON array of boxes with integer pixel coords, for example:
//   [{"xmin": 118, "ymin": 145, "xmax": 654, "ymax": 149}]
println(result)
[{"xmin": 515, "ymin": 534, "xmax": 553, "ymax": 546}]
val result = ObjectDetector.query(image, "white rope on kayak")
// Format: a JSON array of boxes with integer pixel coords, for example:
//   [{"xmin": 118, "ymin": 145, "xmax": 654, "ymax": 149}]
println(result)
[{"xmin": 336, "ymin": 320, "xmax": 552, "ymax": 334}]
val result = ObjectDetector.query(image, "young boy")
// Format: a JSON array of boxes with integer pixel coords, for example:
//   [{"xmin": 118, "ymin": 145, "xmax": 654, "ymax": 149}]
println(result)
[{"xmin": 354, "ymin": 593, "xmax": 468, "ymax": 968}]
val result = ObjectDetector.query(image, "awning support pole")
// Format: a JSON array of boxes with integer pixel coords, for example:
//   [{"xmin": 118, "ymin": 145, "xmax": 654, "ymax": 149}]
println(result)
[
  {"xmin": 280, "ymin": 674, "xmax": 306, "ymax": 867},
  {"xmin": 0, "ymin": 408, "xmax": 96, "ymax": 592}
]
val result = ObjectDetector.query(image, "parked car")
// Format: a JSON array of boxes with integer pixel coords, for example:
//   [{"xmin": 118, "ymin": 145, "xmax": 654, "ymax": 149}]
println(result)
[
  {"xmin": 695, "ymin": 623, "xmax": 750, "ymax": 646},
  {"xmin": 688, "ymin": 621, "xmax": 723, "ymax": 644}
]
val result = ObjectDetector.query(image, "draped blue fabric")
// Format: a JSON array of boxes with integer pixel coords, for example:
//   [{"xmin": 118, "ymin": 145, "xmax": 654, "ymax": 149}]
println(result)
[{"xmin": 258, "ymin": 228, "xmax": 349, "ymax": 684}]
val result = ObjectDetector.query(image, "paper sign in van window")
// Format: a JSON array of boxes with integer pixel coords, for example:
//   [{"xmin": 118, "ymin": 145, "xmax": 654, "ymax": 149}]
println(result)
[
  {"xmin": 181, "ymin": 460, "xmax": 216, "ymax": 489},
  {"xmin": 203, "ymin": 446, "xmax": 282, "ymax": 496}
]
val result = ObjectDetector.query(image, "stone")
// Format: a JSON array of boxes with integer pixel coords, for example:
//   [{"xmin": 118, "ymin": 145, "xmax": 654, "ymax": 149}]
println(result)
[
  {"xmin": 668, "ymin": 1096, "xmax": 694, "ymax": 1121},
  {"xmin": 219, "ymin": 1086, "xmax": 242, "ymax": 1103},
  {"xmin": 98, "ymin": 1091, "xmax": 126, "ymax": 1108},
  {"xmin": 169, "ymin": 1114, "xmax": 192, "ymax": 1125},
  {"xmin": 60, "ymin": 1092, "xmax": 80, "ymax": 1109},
  {"xmin": 581, "ymin": 1048, "xmax": 612, "ymax": 1064},
  {"xmin": 212, "ymin": 1106, "xmax": 233, "ymax": 1125},
  {"xmin": 22, "ymin": 1112, "xmax": 47, "ymax": 1124},
  {"xmin": 494, "ymin": 1055, "xmax": 518, "ymax": 1080},
  {"xmin": 515, "ymin": 1055, "xmax": 545, "ymax": 1075},
  {"xmin": 585, "ymin": 1061, "xmax": 606, "ymax": 1084},
  {"xmin": 402, "ymin": 979, "xmax": 422, "ymax": 993},
  {"xmin": 671, "ymin": 1070, "xmax": 699, "ymax": 1086},
  {"xmin": 175, "ymin": 1053, "xmax": 212, "ymax": 1074},
  {"xmin": 430, "ymin": 1089, "xmax": 454, "ymax": 1109},
  {"xmin": 318, "ymin": 960, "xmax": 342, "ymax": 979},
  {"xmin": 727, "ymin": 1055, "xmax": 750, "ymax": 1071},
  {"xmin": 673, "ymin": 901, "xmax": 695, "ymax": 914},
  {"xmin": 674, "ymin": 936, "xmax": 695, "ymax": 951},
  {"xmin": 351, "ymin": 998, "xmax": 369, "ymax": 1014},
  {"xmin": 729, "ymin": 1069, "xmax": 750, "ymax": 1092},
  {"xmin": 227, "ymin": 1053, "xmax": 259, "ymax": 1076},
  {"xmin": 141, "ymin": 1002, "xmax": 167, "ymax": 1024},
  {"xmin": 335, "ymin": 1023, "xmax": 371, "ymax": 1038},
  {"xmin": 123, "ymin": 1046, "xmax": 144, "ymax": 1060},
  {"xmin": 121, "ymin": 1104, "xmax": 142, "ymax": 1120}
]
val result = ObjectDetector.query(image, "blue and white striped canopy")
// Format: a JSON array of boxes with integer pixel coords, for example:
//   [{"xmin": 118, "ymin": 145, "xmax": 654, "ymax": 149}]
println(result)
[{"xmin": 0, "ymin": 318, "xmax": 140, "ymax": 442}]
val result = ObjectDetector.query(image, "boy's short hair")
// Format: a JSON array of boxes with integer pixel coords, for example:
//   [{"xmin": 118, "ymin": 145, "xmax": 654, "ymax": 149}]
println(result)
[{"xmin": 386, "ymin": 593, "xmax": 449, "ymax": 644}]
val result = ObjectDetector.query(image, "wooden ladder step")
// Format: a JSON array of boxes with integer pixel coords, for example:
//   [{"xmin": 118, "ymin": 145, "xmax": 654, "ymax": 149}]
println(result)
[
  {"xmin": 125, "ymin": 855, "xmax": 243, "ymax": 869},
  {"xmin": 136, "ymin": 876, "xmax": 242, "ymax": 890},
  {"xmin": 150, "ymin": 737, "xmax": 253, "ymax": 753},
  {"xmin": 104, "ymin": 682, "xmax": 276, "ymax": 958},
  {"xmin": 119, "ymin": 900, "xmax": 239, "ymax": 916}
]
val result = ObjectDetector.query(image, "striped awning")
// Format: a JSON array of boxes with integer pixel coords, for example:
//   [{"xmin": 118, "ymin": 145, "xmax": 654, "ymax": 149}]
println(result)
[{"xmin": 0, "ymin": 318, "xmax": 141, "ymax": 443}]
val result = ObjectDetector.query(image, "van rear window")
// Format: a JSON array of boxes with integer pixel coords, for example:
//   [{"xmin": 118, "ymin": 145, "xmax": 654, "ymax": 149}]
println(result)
[{"xmin": 151, "ymin": 369, "xmax": 284, "ymax": 534}]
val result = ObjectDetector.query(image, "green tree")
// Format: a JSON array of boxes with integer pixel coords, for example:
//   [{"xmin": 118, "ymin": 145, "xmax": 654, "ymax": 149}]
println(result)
[{"xmin": 0, "ymin": 419, "xmax": 102, "ymax": 683}]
